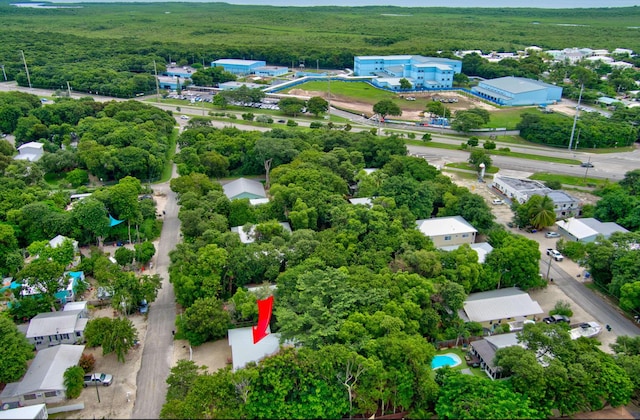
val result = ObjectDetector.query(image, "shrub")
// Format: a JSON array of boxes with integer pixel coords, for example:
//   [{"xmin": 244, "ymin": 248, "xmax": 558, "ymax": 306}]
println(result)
[
  {"xmin": 79, "ymin": 353, "xmax": 96, "ymax": 373},
  {"xmin": 64, "ymin": 366, "xmax": 85, "ymax": 399},
  {"xmin": 407, "ymin": 132, "xmax": 416, "ymax": 139},
  {"xmin": 241, "ymin": 112, "xmax": 255, "ymax": 121},
  {"xmin": 556, "ymin": 238, "xmax": 587, "ymax": 261},
  {"xmin": 544, "ymin": 180, "xmax": 563, "ymax": 190},
  {"xmin": 422, "ymin": 133, "xmax": 432, "ymax": 142},
  {"xmin": 286, "ymin": 119, "xmax": 298, "ymax": 127},
  {"xmin": 460, "ymin": 142, "xmax": 468, "ymax": 150},
  {"xmin": 309, "ymin": 121, "xmax": 323, "ymax": 129},
  {"xmin": 549, "ymin": 300, "xmax": 573, "ymax": 317},
  {"xmin": 66, "ymin": 169, "xmax": 89, "ymax": 188},
  {"xmin": 499, "ymin": 147, "xmax": 511, "ymax": 152},
  {"xmin": 467, "ymin": 136, "xmax": 479, "ymax": 147},
  {"xmin": 255, "ymin": 115, "xmax": 271, "ymax": 123},
  {"xmin": 483, "ymin": 140, "xmax": 496, "ymax": 150}
]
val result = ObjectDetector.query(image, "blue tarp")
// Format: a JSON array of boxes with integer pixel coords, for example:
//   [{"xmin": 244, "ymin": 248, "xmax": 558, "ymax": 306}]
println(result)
[
  {"xmin": 0, "ymin": 281, "xmax": 22, "ymax": 294},
  {"xmin": 109, "ymin": 214, "xmax": 125, "ymax": 227},
  {"xmin": 68, "ymin": 271, "xmax": 84, "ymax": 279}
]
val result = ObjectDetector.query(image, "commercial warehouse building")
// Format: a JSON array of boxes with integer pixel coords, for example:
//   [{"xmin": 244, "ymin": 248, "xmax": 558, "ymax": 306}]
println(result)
[
  {"xmin": 472, "ymin": 76, "xmax": 562, "ymax": 106},
  {"xmin": 211, "ymin": 59, "xmax": 288, "ymax": 77}
]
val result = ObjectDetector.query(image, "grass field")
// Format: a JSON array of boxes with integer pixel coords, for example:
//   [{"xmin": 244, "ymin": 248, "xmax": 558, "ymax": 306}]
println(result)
[
  {"xmin": 485, "ymin": 108, "xmax": 541, "ymax": 130},
  {"xmin": 529, "ymin": 172, "xmax": 611, "ymax": 188}
]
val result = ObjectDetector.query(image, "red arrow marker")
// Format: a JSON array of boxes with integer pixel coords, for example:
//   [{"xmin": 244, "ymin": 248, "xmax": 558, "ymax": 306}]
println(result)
[{"xmin": 252, "ymin": 295, "xmax": 274, "ymax": 344}]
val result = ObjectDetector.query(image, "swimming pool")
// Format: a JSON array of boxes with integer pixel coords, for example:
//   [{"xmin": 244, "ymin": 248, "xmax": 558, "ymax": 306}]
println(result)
[{"xmin": 431, "ymin": 353, "xmax": 462, "ymax": 369}]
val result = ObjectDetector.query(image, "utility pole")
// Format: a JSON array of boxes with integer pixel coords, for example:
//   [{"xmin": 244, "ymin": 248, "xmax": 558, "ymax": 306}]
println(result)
[
  {"xmin": 583, "ymin": 156, "xmax": 592, "ymax": 181},
  {"xmin": 153, "ymin": 60, "xmax": 160, "ymax": 103},
  {"xmin": 327, "ymin": 73, "xmax": 331, "ymax": 121},
  {"xmin": 0, "ymin": 64, "xmax": 6, "ymax": 81},
  {"xmin": 546, "ymin": 254, "xmax": 553, "ymax": 280},
  {"xmin": 568, "ymin": 83, "xmax": 584, "ymax": 150},
  {"xmin": 20, "ymin": 50, "xmax": 32, "ymax": 89},
  {"xmin": 66, "ymin": 81, "xmax": 72, "ymax": 97}
]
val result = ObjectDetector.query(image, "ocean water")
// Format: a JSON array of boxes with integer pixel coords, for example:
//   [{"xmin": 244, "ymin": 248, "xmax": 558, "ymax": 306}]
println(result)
[{"xmin": 43, "ymin": 0, "xmax": 640, "ymax": 7}]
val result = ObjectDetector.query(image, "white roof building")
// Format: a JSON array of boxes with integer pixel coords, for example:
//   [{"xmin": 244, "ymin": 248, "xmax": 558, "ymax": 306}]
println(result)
[
  {"xmin": 26, "ymin": 310, "xmax": 88, "ymax": 339},
  {"xmin": 416, "ymin": 216, "xmax": 477, "ymax": 248},
  {"xmin": 556, "ymin": 217, "xmax": 629, "ymax": 243},
  {"xmin": 0, "ymin": 404, "xmax": 47, "ymax": 419},
  {"xmin": 227, "ymin": 326, "xmax": 281, "ymax": 371},
  {"xmin": 222, "ymin": 178, "xmax": 266, "ymax": 200},
  {"xmin": 231, "ymin": 222, "xmax": 292, "ymax": 244},
  {"xmin": 0, "ymin": 345, "xmax": 85, "ymax": 406},
  {"xmin": 14, "ymin": 142, "xmax": 44, "ymax": 162},
  {"xmin": 348, "ymin": 197, "xmax": 373, "ymax": 207},
  {"xmin": 460, "ymin": 287, "xmax": 543, "ymax": 324}
]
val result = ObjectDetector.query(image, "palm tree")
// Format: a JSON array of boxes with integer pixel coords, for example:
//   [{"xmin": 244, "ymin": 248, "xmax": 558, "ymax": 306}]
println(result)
[{"xmin": 529, "ymin": 195, "xmax": 556, "ymax": 229}]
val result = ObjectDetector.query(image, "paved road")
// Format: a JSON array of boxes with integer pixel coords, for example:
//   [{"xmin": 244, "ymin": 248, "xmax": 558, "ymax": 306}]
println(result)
[
  {"xmin": 543, "ymin": 258, "xmax": 639, "ymax": 338},
  {"xmin": 131, "ymin": 163, "xmax": 181, "ymax": 419}
]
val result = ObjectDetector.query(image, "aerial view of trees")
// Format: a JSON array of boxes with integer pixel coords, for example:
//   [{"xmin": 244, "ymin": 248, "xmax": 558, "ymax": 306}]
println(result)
[{"xmin": 160, "ymin": 124, "xmax": 574, "ymax": 418}]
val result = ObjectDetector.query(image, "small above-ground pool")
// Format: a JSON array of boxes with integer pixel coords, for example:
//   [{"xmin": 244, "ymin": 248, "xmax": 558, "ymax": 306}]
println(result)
[{"xmin": 431, "ymin": 353, "xmax": 462, "ymax": 369}]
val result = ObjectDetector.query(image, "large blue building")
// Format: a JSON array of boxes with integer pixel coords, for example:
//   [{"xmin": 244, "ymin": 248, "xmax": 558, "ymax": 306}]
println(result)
[
  {"xmin": 354, "ymin": 55, "xmax": 462, "ymax": 90},
  {"xmin": 472, "ymin": 77, "xmax": 563, "ymax": 106},
  {"xmin": 212, "ymin": 59, "xmax": 266, "ymax": 75}
]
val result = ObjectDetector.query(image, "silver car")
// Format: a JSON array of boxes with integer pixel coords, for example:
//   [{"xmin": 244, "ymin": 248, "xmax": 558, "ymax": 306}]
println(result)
[{"xmin": 83, "ymin": 373, "xmax": 113, "ymax": 387}]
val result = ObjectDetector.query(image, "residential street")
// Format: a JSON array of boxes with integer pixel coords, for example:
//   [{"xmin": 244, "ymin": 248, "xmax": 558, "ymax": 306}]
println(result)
[
  {"xmin": 131, "ymin": 163, "xmax": 180, "ymax": 419},
  {"xmin": 546, "ymin": 260, "xmax": 640, "ymax": 340}
]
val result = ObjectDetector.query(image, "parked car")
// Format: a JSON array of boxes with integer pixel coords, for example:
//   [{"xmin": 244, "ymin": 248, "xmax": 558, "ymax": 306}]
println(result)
[
  {"xmin": 580, "ymin": 162, "xmax": 594, "ymax": 168},
  {"xmin": 180, "ymin": 115, "xmax": 189, "ymax": 120},
  {"xmin": 546, "ymin": 248, "xmax": 564, "ymax": 261},
  {"xmin": 83, "ymin": 373, "xmax": 113, "ymax": 387},
  {"xmin": 492, "ymin": 199, "xmax": 504, "ymax": 205},
  {"xmin": 543, "ymin": 314, "xmax": 570, "ymax": 324},
  {"xmin": 545, "ymin": 231, "xmax": 561, "ymax": 238}
]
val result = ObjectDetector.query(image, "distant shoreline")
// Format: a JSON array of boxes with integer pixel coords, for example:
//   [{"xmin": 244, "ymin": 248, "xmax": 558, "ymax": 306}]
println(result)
[{"xmin": 38, "ymin": 0, "xmax": 640, "ymax": 8}]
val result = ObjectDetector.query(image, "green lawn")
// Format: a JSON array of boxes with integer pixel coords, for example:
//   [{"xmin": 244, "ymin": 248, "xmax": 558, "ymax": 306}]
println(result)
[
  {"xmin": 445, "ymin": 162, "xmax": 499, "ymax": 174},
  {"xmin": 529, "ymin": 172, "xmax": 611, "ymax": 189},
  {"xmin": 282, "ymin": 80, "xmax": 393, "ymax": 104},
  {"xmin": 484, "ymin": 107, "xmax": 540, "ymax": 130}
]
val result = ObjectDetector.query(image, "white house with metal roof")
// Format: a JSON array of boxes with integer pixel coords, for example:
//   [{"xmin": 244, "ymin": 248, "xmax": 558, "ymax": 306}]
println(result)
[
  {"xmin": 0, "ymin": 345, "xmax": 85, "ymax": 406},
  {"xmin": 415, "ymin": 216, "xmax": 477, "ymax": 248},
  {"xmin": 227, "ymin": 326, "xmax": 281, "ymax": 371},
  {"xmin": 25, "ymin": 310, "xmax": 88, "ymax": 350},
  {"xmin": 556, "ymin": 217, "xmax": 629, "ymax": 243},
  {"xmin": 222, "ymin": 178, "xmax": 267, "ymax": 201},
  {"xmin": 471, "ymin": 76, "xmax": 562, "ymax": 106},
  {"xmin": 14, "ymin": 142, "xmax": 44, "ymax": 162},
  {"xmin": 460, "ymin": 287, "xmax": 543, "ymax": 331},
  {"xmin": 0, "ymin": 404, "xmax": 48, "ymax": 419}
]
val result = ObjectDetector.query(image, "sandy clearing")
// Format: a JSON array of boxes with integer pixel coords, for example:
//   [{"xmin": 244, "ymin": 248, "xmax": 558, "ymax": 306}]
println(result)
[{"xmin": 288, "ymin": 88, "xmax": 497, "ymax": 121}]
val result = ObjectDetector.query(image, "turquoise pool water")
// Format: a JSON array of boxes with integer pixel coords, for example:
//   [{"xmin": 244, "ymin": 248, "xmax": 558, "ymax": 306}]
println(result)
[{"xmin": 431, "ymin": 353, "xmax": 462, "ymax": 369}]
